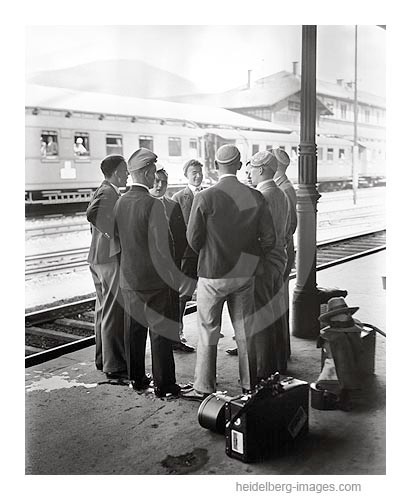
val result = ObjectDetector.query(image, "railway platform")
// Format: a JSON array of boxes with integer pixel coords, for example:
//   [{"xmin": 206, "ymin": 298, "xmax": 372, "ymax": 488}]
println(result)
[{"xmin": 25, "ymin": 251, "xmax": 386, "ymax": 476}]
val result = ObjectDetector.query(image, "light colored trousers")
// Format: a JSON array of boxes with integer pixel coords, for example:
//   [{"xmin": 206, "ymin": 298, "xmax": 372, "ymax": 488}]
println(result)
[
  {"xmin": 90, "ymin": 262, "xmax": 126, "ymax": 373},
  {"xmin": 194, "ymin": 276, "xmax": 257, "ymax": 393}
]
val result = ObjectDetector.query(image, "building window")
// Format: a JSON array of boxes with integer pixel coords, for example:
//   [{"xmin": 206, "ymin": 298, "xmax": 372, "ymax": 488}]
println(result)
[
  {"xmin": 318, "ymin": 147, "xmax": 323, "ymax": 161},
  {"xmin": 279, "ymin": 145, "xmax": 286, "ymax": 151},
  {"xmin": 41, "ymin": 131, "xmax": 59, "ymax": 157},
  {"xmin": 327, "ymin": 148, "xmax": 334, "ymax": 161},
  {"xmin": 266, "ymin": 145, "xmax": 273, "ymax": 151},
  {"xmin": 168, "ymin": 137, "xmax": 182, "ymax": 157},
  {"xmin": 338, "ymin": 148, "xmax": 345, "ymax": 159},
  {"xmin": 326, "ymin": 100, "xmax": 334, "ymax": 112},
  {"xmin": 288, "ymin": 100, "xmax": 300, "ymax": 112},
  {"xmin": 73, "ymin": 132, "xmax": 89, "ymax": 157},
  {"xmin": 139, "ymin": 135, "xmax": 153, "ymax": 151},
  {"xmin": 252, "ymin": 144, "xmax": 259, "ymax": 155},
  {"xmin": 291, "ymin": 146, "xmax": 298, "ymax": 160},
  {"xmin": 106, "ymin": 135, "xmax": 123, "ymax": 156},
  {"xmin": 189, "ymin": 138, "xmax": 198, "ymax": 151},
  {"xmin": 364, "ymin": 109, "xmax": 370, "ymax": 123},
  {"xmin": 341, "ymin": 104, "xmax": 347, "ymax": 120}
]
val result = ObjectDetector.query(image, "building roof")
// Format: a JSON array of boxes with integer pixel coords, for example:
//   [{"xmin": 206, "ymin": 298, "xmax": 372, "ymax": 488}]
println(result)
[
  {"xmin": 164, "ymin": 70, "xmax": 386, "ymax": 111},
  {"xmin": 25, "ymin": 84, "xmax": 291, "ymax": 134}
]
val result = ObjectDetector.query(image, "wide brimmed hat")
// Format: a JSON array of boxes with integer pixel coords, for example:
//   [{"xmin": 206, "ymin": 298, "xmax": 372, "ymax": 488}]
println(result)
[{"xmin": 319, "ymin": 297, "xmax": 359, "ymax": 323}]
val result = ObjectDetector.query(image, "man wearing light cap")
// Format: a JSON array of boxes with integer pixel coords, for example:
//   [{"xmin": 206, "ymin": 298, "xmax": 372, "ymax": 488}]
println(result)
[
  {"xmin": 246, "ymin": 149, "xmax": 290, "ymax": 374},
  {"xmin": 113, "ymin": 148, "xmax": 182, "ymax": 397},
  {"xmin": 181, "ymin": 144, "xmax": 277, "ymax": 400},
  {"xmin": 272, "ymin": 148, "xmax": 297, "ymax": 358}
]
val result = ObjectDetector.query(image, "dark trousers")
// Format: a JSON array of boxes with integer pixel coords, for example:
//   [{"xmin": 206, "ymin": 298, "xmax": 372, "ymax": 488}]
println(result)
[
  {"xmin": 254, "ymin": 267, "xmax": 287, "ymax": 378},
  {"xmin": 178, "ymin": 257, "xmax": 198, "ymax": 333},
  {"xmin": 122, "ymin": 287, "xmax": 179, "ymax": 390}
]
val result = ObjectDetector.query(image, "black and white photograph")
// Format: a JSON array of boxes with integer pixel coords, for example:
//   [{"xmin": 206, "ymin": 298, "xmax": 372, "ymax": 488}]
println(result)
[{"xmin": 6, "ymin": 0, "xmax": 407, "ymax": 495}]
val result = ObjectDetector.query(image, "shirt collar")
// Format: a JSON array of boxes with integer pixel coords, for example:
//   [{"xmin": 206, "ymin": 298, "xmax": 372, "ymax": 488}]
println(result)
[
  {"xmin": 219, "ymin": 174, "xmax": 237, "ymax": 180},
  {"xmin": 256, "ymin": 179, "xmax": 274, "ymax": 190},
  {"xmin": 187, "ymin": 183, "xmax": 203, "ymax": 194},
  {"xmin": 131, "ymin": 183, "xmax": 150, "ymax": 192},
  {"xmin": 109, "ymin": 182, "xmax": 121, "ymax": 195},
  {"xmin": 275, "ymin": 174, "xmax": 287, "ymax": 186}
]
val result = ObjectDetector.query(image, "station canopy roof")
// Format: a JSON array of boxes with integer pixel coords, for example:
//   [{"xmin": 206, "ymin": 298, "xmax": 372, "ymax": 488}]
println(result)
[{"xmin": 26, "ymin": 84, "xmax": 292, "ymax": 134}]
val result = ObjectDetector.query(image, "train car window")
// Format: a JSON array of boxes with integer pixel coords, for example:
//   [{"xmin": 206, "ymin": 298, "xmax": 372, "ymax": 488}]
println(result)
[
  {"xmin": 168, "ymin": 137, "xmax": 182, "ymax": 157},
  {"xmin": 41, "ymin": 131, "xmax": 59, "ymax": 157},
  {"xmin": 338, "ymin": 148, "xmax": 345, "ymax": 160},
  {"xmin": 139, "ymin": 135, "xmax": 154, "ymax": 151},
  {"xmin": 189, "ymin": 138, "xmax": 198, "ymax": 151},
  {"xmin": 288, "ymin": 100, "xmax": 300, "ymax": 112},
  {"xmin": 74, "ymin": 133, "xmax": 89, "ymax": 157},
  {"xmin": 318, "ymin": 147, "xmax": 323, "ymax": 161},
  {"xmin": 252, "ymin": 144, "xmax": 259, "ymax": 155},
  {"xmin": 106, "ymin": 135, "xmax": 123, "ymax": 156},
  {"xmin": 327, "ymin": 148, "xmax": 334, "ymax": 161}
]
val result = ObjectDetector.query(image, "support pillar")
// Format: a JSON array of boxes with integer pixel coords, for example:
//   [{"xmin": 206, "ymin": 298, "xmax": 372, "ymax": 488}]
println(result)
[{"xmin": 292, "ymin": 25, "xmax": 321, "ymax": 339}]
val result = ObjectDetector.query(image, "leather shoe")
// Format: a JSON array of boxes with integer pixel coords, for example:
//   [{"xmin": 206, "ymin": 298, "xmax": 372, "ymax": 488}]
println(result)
[
  {"xmin": 154, "ymin": 383, "xmax": 182, "ymax": 398},
  {"xmin": 172, "ymin": 341, "xmax": 195, "ymax": 353},
  {"xmin": 180, "ymin": 388, "xmax": 210, "ymax": 401},
  {"xmin": 226, "ymin": 347, "xmax": 238, "ymax": 356},
  {"xmin": 105, "ymin": 371, "xmax": 128, "ymax": 380},
  {"xmin": 130, "ymin": 374, "xmax": 152, "ymax": 391}
]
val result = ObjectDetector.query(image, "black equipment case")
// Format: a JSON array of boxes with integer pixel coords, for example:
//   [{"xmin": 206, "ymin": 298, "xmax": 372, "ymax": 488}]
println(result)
[{"xmin": 198, "ymin": 375, "xmax": 309, "ymax": 463}]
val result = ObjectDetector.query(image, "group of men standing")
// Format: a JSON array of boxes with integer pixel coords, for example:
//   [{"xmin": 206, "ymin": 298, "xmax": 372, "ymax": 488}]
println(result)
[{"xmin": 86, "ymin": 143, "xmax": 297, "ymax": 400}]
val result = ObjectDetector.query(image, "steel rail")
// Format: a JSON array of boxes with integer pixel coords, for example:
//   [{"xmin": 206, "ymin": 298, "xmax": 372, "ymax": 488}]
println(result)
[{"xmin": 25, "ymin": 230, "xmax": 385, "ymax": 368}]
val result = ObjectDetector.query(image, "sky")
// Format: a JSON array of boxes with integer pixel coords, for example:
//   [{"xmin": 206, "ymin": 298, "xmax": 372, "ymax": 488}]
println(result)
[{"xmin": 25, "ymin": 25, "xmax": 386, "ymax": 97}]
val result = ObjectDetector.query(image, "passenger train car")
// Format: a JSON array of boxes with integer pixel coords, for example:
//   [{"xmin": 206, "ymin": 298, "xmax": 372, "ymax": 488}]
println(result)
[{"xmin": 25, "ymin": 84, "xmax": 385, "ymax": 208}]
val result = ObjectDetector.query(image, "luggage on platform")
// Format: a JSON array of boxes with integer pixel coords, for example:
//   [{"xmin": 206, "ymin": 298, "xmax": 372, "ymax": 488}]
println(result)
[{"xmin": 198, "ymin": 374, "xmax": 309, "ymax": 463}]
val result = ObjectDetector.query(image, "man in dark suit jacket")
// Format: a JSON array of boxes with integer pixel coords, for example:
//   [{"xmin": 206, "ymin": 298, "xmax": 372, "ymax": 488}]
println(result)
[
  {"xmin": 149, "ymin": 166, "xmax": 195, "ymax": 353},
  {"xmin": 172, "ymin": 159, "xmax": 203, "ymax": 341},
  {"xmin": 86, "ymin": 155, "xmax": 129, "ymax": 378},
  {"xmin": 181, "ymin": 145, "xmax": 277, "ymax": 400},
  {"xmin": 248, "ymin": 150, "xmax": 290, "ymax": 375},
  {"xmin": 113, "ymin": 148, "xmax": 181, "ymax": 397}
]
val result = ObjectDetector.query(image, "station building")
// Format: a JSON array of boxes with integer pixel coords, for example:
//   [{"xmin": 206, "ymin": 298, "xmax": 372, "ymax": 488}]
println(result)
[{"xmin": 163, "ymin": 64, "xmax": 386, "ymax": 179}]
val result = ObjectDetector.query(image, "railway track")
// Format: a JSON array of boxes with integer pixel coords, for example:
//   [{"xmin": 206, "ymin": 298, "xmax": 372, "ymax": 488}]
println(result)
[
  {"xmin": 26, "ymin": 221, "xmax": 90, "ymax": 238},
  {"xmin": 25, "ymin": 229, "xmax": 386, "ymax": 367},
  {"xmin": 25, "ymin": 247, "xmax": 90, "ymax": 276}
]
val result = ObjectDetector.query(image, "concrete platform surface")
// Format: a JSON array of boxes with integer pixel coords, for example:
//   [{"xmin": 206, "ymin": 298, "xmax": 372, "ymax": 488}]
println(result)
[{"xmin": 25, "ymin": 251, "xmax": 386, "ymax": 476}]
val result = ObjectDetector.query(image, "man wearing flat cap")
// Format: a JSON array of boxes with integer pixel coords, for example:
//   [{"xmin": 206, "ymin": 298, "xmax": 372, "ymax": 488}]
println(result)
[
  {"xmin": 272, "ymin": 148, "xmax": 298, "ymax": 359},
  {"xmin": 246, "ymin": 149, "xmax": 290, "ymax": 375},
  {"xmin": 172, "ymin": 159, "xmax": 204, "ymax": 344},
  {"xmin": 112, "ymin": 148, "xmax": 182, "ymax": 397},
  {"xmin": 181, "ymin": 144, "xmax": 277, "ymax": 400}
]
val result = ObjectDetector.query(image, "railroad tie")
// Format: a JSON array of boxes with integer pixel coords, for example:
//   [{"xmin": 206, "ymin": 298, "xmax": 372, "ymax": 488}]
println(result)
[
  {"xmin": 53, "ymin": 318, "xmax": 95, "ymax": 331},
  {"xmin": 25, "ymin": 326, "xmax": 83, "ymax": 342}
]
